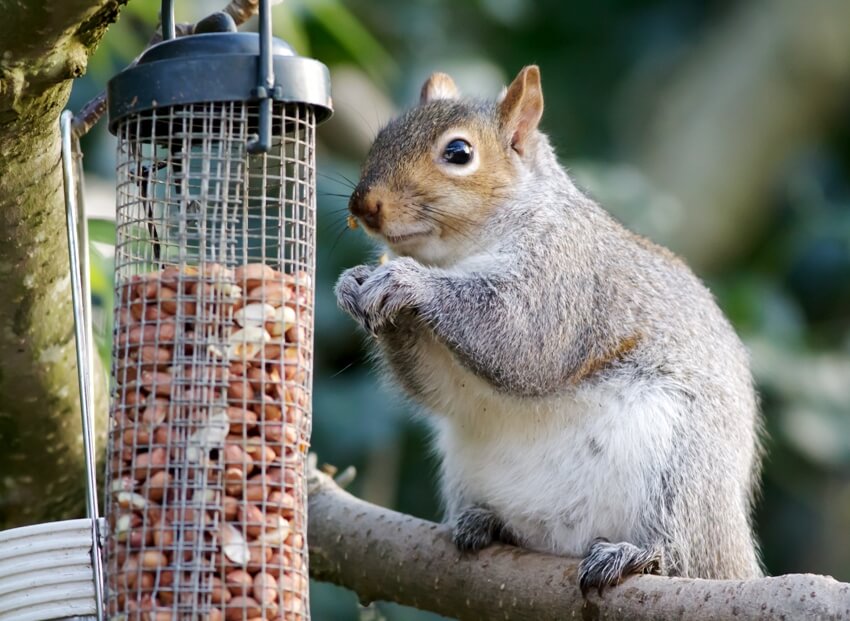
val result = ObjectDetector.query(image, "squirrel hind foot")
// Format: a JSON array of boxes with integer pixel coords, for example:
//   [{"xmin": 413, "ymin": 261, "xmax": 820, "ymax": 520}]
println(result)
[
  {"xmin": 451, "ymin": 504, "xmax": 517, "ymax": 552},
  {"xmin": 578, "ymin": 538, "xmax": 663, "ymax": 597}
]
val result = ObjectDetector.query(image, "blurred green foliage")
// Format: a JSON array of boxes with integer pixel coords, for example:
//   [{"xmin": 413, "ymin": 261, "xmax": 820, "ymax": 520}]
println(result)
[{"xmin": 71, "ymin": 0, "xmax": 850, "ymax": 619}]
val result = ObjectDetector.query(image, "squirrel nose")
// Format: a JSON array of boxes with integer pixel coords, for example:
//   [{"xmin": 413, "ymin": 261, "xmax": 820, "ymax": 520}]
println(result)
[{"xmin": 349, "ymin": 188, "xmax": 383, "ymax": 230}]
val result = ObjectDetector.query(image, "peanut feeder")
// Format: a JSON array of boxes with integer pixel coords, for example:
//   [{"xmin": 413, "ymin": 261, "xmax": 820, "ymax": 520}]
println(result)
[{"xmin": 104, "ymin": 2, "xmax": 331, "ymax": 619}]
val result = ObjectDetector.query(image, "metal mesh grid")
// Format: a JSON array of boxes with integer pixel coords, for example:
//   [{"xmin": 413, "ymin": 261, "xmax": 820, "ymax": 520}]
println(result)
[{"xmin": 106, "ymin": 101, "xmax": 315, "ymax": 621}]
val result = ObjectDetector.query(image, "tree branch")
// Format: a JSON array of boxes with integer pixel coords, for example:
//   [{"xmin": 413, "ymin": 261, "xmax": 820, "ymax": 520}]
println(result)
[
  {"xmin": 624, "ymin": 0, "xmax": 850, "ymax": 271},
  {"xmin": 307, "ymin": 468, "xmax": 850, "ymax": 621},
  {"xmin": 222, "ymin": 0, "xmax": 260, "ymax": 25}
]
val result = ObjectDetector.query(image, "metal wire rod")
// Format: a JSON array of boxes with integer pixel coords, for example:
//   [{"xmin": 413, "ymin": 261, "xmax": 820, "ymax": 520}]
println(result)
[
  {"xmin": 162, "ymin": 0, "xmax": 176, "ymax": 40},
  {"xmin": 60, "ymin": 109, "xmax": 105, "ymax": 621},
  {"xmin": 248, "ymin": 0, "xmax": 274, "ymax": 153}
]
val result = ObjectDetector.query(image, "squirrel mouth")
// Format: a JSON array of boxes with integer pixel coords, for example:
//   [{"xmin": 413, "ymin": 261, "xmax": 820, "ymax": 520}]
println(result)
[{"xmin": 383, "ymin": 231, "xmax": 431, "ymax": 244}]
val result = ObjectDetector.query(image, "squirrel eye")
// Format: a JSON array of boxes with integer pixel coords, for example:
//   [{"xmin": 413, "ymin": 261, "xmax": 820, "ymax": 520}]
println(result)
[{"xmin": 442, "ymin": 139, "xmax": 473, "ymax": 165}]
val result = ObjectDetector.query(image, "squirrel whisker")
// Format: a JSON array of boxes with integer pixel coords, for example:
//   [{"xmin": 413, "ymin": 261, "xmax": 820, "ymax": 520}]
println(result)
[
  {"xmin": 325, "ymin": 221, "xmax": 353, "ymax": 259},
  {"xmin": 317, "ymin": 170, "xmax": 357, "ymax": 189},
  {"xmin": 319, "ymin": 192, "xmax": 355, "ymax": 199}
]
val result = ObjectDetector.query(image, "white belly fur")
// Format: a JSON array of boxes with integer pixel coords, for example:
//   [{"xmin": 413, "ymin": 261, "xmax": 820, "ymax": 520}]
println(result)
[{"xmin": 415, "ymin": 334, "xmax": 683, "ymax": 556}]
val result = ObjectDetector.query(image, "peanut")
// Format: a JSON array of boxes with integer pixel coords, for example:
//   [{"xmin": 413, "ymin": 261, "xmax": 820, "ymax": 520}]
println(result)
[
  {"xmin": 151, "ymin": 520, "xmax": 173, "ymax": 548},
  {"xmin": 137, "ymin": 370, "xmax": 173, "ymax": 396},
  {"xmin": 253, "ymin": 395, "xmax": 283, "ymax": 422},
  {"xmin": 140, "ymin": 550, "xmax": 168, "ymax": 570},
  {"xmin": 239, "ymin": 503, "xmax": 266, "ymax": 539},
  {"xmin": 284, "ymin": 324, "xmax": 306, "ymax": 344},
  {"xmin": 223, "ymin": 495, "xmax": 239, "ymax": 521},
  {"xmin": 226, "ymin": 597, "xmax": 262, "ymax": 621},
  {"xmin": 142, "ymin": 607, "xmax": 172, "ymax": 621},
  {"xmin": 285, "ymin": 406, "xmax": 304, "ymax": 428},
  {"xmin": 246, "ymin": 366, "xmax": 271, "ymax": 393},
  {"xmin": 133, "ymin": 448, "xmax": 167, "ymax": 480},
  {"xmin": 267, "ymin": 491, "xmax": 296, "ymax": 518},
  {"xmin": 235, "ymin": 303, "xmax": 277, "ymax": 328},
  {"xmin": 246, "ymin": 542, "xmax": 273, "ymax": 572},
  {"xmin": 227, "ymin": 406, "xmax": 258, "ymax": 434},
  {"xmin": 210, "ymin": 576, "xmax": 232, "ymax": 605},
  {"xmin": 123, "ymin": 426, "xmax": 148, "ymax": 447},
  {"xmin": 155, "ymin": 287, "xmax": 179, "ymax": 314},
  {"xmin": 234, "ymin": 263, "xmax": 277, "ymax": 290},
  {"xmin": 116, "ymin": 321, "xmax": 177, "ymax": 347},
  {"xmin": 153, "ymin": 425, "xmax": 170, "ymax": 446},
  {"xmin": 224, "ymin": 444, "xmax": 255, "ymax": 472},
  {"xmin": 144, "ymin": 470, "xmax": 171, "ymax": 503},
  {"xmin": 284, "ymin": 385, "xmax": 307, "ymax": 407},
  {"xmin": 244, "ymin": 442, "xmax": 277, "ymax": 465},
  {"xmin": 244, "ymin": 479, "xmax": 268, "ymax": 503},
  {"xmin": 144, "ymin": 305, "xmax": 172, "ymax": 322},
  {"xmin": 263, "ymin": 343, "xmax": 282, "ymax": 361},
  {"xmin": 227, "ymin": 377, "xmax": 255, "ymax": 404},
  {"xmin": 138, "ymin": 345, "xmax": 173, "ymax": 365},
  {"xmin": 158, "ymin": 590, "xmax": 175, "ymax": 605},
  {"xmin": 226, "ymin": 569, "xmax": 254, "ymax": 595},
  {"xmin": 225, "ymin": 467, "xmax": 246, "ymax": 496},
  {"xmin": 141, "ymin": 399, "xmax": 169, "ymax": 426},
  {"xmin": 282, "ymin": 592, "xmax": 304, "ymax": 615},
  {"xmin": 246, "ymin": 282, "xmax": 292, "ymax": 307}
]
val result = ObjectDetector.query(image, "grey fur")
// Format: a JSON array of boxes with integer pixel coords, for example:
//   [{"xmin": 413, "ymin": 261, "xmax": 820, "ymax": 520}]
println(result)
[{"xmin": 335, "ymin": 78, "xmax": 764, "ymax": 592}]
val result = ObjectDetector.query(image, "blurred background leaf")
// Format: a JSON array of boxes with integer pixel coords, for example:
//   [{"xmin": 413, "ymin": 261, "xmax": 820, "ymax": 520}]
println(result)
[{"xmin": 70, "ymin": 0, "xmax": 850, "ymax": 618}]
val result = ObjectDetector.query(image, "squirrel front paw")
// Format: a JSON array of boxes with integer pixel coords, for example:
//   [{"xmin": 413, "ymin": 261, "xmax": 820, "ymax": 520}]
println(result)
[
  {"xmin": 358, "ymin": 258, "xmax": 425, "ymax": 333},
  {"xmin": 578, "ymin": 538, "xmax": 663, "ymax": 596},
  {"xmin": 335, "ymin": 264, "xmax": 376, "ymax": 331},
  {"xmin": 338, "ymin": 257, "xmax": 426, "ymax": 335}
]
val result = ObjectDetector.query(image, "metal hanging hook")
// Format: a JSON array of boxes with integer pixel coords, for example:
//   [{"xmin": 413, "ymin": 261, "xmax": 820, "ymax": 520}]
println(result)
[
  {"xmin": 248, "ymin": 0, "xmax": 275, "ymax": 154},
  {"xmin": 162, "ymin": 0, "xmax": 176, "ymax": 40},
  {"xmin": 60, "ymin": 110, "xmax": 105, "ymax": 621}
]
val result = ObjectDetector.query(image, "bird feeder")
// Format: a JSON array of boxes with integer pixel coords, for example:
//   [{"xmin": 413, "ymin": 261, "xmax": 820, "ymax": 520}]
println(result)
[{"xmin": 104, "ymin": 1, "xmax": 331, "ymax": 618}]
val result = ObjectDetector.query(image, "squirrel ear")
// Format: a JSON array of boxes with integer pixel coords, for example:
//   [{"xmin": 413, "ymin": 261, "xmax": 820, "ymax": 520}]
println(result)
[
  {"xmin": 498, "ymin": 65, "xmax": 544, "ymax": 155},
  {"xmin": 420, "ymin": 72, "xmax": 459, "ymax": 104}
]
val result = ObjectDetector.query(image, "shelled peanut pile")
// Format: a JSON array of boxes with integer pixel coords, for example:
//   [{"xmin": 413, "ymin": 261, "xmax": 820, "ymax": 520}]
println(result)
[{"xmin": 107, "ymin": 263, "xmax": 312, "ymax": 621}]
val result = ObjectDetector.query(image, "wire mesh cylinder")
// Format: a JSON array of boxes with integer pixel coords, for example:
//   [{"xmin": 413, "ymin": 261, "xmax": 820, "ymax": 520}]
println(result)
[{"xmin": 105, "ymin": 101, "xmax": 315, "ymax": 621}]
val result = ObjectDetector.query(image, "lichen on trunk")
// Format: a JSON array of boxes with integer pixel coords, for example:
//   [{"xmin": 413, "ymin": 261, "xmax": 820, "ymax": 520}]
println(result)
[{"xmin": 0, "ymin": 0, "xmax": 127, "ymax": 528}]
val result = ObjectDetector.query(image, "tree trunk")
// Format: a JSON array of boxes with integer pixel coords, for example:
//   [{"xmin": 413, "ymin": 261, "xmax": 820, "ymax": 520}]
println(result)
[{"xmin": 0, "ymin": 0, "xmax": 126, "ymax": 528}]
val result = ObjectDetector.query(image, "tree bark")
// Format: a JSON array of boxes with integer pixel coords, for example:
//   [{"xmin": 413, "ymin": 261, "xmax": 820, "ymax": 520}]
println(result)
[
  {"xmin": 0, "ymin": 0, "xmax": 126, "ymax": 528},
  {"xmin": 308, "ymin": 468, "xmax": 850, "ymax": 621}
]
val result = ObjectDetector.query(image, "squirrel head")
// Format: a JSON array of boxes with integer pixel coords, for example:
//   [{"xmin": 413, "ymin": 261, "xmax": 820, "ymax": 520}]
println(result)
[{"xmin": 349, "ymin": 65, "xmax": 545, "ymax": 266}]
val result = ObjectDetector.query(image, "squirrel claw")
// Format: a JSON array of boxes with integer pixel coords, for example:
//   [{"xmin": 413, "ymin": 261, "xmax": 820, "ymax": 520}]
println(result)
[
  {"xmin": 452, "ymin": 504, "xmax": 516, "ymax": 552},
  {"xmin": 577, "ymin": 538, "xmax": 663, "ymax": 597},
  {"xmin": 334, "ymin": 264, "xmax": 377, "ymax": 331},
  {"xmin": 336, "ymin": 259, "xmax": 425, "ymax": 335},
  {"xmin": 355, "ymin": 258, "xmax": 424, "ymax": 334}
]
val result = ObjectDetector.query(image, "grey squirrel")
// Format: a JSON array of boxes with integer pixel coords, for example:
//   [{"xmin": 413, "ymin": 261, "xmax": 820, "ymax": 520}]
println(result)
[{"xmin": 335, "ymin": 66, "xmax": 763, "ymax": 593}]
